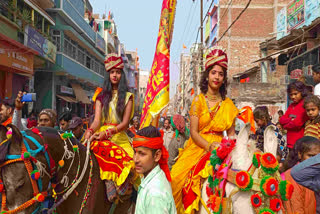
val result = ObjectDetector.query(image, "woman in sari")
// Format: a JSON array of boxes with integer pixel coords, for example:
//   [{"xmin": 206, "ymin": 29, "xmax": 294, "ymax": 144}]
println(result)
[
  {"xmin": 170, "ymin": 47, "xmax": 238, "ymax": 214},
  {"xmin": 84, "ymin": 53, "xmax": 134, "ymax": 157}
]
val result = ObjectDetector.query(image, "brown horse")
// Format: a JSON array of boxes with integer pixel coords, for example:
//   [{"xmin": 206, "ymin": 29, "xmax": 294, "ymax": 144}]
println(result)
[{"xmin": 0, "ymin": 125, "xmax": 133, "ymax": 214}]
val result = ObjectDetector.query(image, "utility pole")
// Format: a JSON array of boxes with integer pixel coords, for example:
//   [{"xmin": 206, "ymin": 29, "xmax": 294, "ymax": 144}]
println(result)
[{"xmin": 199, "ymin": 0, "xmax": 204, "ymax": 74}]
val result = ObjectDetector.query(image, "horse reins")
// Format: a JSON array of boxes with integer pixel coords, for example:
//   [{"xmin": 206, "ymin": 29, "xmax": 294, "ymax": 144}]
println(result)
[
  {"xmin": 0, "ymin": 128, "xmax": 92, "ymax": 214},
  {"xmin": 47, "ymin": 137, "xmax": 92, "ymax": 214},
  {"xmin": 0, "ymin": 129, "xmax": 54, "ymax": 214}
]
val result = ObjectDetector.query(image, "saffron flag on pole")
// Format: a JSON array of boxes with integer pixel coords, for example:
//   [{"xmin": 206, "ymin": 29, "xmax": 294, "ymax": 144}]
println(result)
[{"xmin": 140, "ymin": 0, "xmax": 177, "ymax": 129}]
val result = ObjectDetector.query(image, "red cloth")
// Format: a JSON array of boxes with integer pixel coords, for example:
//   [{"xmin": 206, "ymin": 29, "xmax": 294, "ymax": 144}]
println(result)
[
  {"xmin": 27, "ymin": 118, "xmax": 37, "ymax": 128},
  {"xmin": 91, "ymin": 140, "xmax": 133, "ymax": 185},
  {"xmin": 279, "ymin": 99, "xmax": 308, "ymax": 148},
  {"xmin": 1, "ymin": 117, "xmax": 12, "ymax": 126},
  {"xmin": 132, "ymin": 134, "xmax": 171, "ymax": 182}
]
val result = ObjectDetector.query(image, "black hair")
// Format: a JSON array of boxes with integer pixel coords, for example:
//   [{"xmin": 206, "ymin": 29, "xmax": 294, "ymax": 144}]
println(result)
[
  {"xmin": 304, "ymin": 95, "xmax": 320, "ymax": 123},
  {"xmin": 164, "ymin": 118, "xmax": 170, "ymax": 123},
  {"xmin": 136, "ymin": 126, "xmax": 161, "ymax": 155},
  {"xmin": 98, "ymin": 70, "xmax": 128, "ymax": 119},
  {"xmin": 283, "ymin": 136, "xmax": 320, "ymax": 171},
  {"xmin": 312, "ymin": 63, "xmax": 320, "ymax": 73},
  {"xmin": 199, "ymin": 65, "xmax": 227, "ymax": 100},
  {"xmin": 58, "ymin": 111, "xmax": 72, "ymax": 122},
  {"xmin": 136, "ymin": 126, "xmax": 161, "ymax": 138},
  {"xmin": 287, "ymin": 81, "xmax": 310, "ymax": 98},
  {"xmin": 253, "ymin": 106, "xmax": 271, "ymax": 124},
  {"xmin": 1, "ymin": 100, "xmax": 14, "ymax": 109},
  {"xmin": 278, "ymin": 110, "xmax": 284, "ymax": 115}
]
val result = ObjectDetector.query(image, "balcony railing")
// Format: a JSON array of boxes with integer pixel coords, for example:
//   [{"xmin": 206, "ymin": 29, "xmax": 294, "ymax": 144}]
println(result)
[{"xmin": 60, "ymin": 0, "xmax": 96, "ymax": 42}]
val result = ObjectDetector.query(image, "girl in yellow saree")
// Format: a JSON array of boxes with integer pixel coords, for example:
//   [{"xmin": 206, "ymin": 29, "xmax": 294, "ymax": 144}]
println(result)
[
  {"xmin": 171, "ymin": 47, "xmax": 238, "ymax": 214},
  {"xmin": 84, "ymin": 54, "xmax": 134, "ymax": 157}
]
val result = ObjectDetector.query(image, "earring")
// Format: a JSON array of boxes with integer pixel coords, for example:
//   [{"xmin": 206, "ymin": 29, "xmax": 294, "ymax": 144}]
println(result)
[{"xmin": 206, "ymin": 77, "xmax": 208, "ymax": 81}]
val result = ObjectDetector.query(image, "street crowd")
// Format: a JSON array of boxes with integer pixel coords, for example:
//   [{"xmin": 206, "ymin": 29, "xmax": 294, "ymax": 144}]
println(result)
[{"xmin": 1, "ymin": 48, "xmax": 320, "ymax": 214}]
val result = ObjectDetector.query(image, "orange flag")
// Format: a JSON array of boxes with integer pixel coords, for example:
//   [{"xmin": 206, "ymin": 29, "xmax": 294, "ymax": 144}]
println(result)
[
  {"xmin": 191, "ymin": 88, "xmax": 195, "ymax": 96},
  {"xmin": 183, "ymin": 44, "xmax": 187, "ymax": 49},
  {"xmin": 140, "ymin": 0, "xmax": 177, "ymax": 129}
]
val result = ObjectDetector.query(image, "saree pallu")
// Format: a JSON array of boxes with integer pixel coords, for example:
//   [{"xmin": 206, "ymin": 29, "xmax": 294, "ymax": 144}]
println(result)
[
  {"xmin": 171, "ymin": 94, "xmax": 238, "ymax": 214},
  {"xmin": 96, "ymin": 92, "xmax": 134, "ymax": 158}
]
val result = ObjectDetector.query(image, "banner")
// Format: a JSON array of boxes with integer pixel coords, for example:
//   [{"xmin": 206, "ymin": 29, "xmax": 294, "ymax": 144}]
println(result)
[
  {"xmin": 287, "ymin": 0, "xmax": 305, "ymax": 32},
  {"xmin": 140, "ymin": 0, "xmax": 177, "ymax": 128},
  {"xmin": 276, "ymin": 7, "xmax": 287, "ymax": 40}
]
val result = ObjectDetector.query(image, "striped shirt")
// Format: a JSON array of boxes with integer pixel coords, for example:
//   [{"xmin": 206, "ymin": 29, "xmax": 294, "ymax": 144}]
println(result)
[{"xmin": 304, "ymin": 120, "xmax": 320, "ymax": 139}]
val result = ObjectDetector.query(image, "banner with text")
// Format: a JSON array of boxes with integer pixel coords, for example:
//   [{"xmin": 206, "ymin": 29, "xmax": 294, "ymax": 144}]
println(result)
[{"xmin": 140, "ymin": 0, "xmax": 177, "ymax": 128}]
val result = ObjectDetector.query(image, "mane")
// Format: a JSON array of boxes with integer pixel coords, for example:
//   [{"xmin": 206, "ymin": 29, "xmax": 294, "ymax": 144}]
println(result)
[{"xmin": 231, "ymin": 123, "xmax": 256, "ymax": 170}]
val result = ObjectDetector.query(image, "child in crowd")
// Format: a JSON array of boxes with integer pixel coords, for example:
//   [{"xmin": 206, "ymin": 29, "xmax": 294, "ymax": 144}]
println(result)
[
  {"xmin": 132, "ymin": 126, "xmax": 176, "ymax": 214},
  {"xmin": 312, "ymin": 63, "xmax": 320, "ymax": 96},
  {"xmin": 282, "ymin": 136, "xmax": 320, "ymax": 213},
  {"xmin": 304, "ymin": 95, "xmax": 320, "ymax": 139},
  {"xmin": 278, "ymin": 109, "xmax": 284, "ymax": 119},
  {"xmin": 254, "ymin": 106, "xmax": 288, "ymax": 161},
  {"xmin": 279, "ymin": 81, "xmax": 309, "ymax": 150},
  {"xmin": 291, "ymin": 136, "xmax": 320, "ymax": 213}
]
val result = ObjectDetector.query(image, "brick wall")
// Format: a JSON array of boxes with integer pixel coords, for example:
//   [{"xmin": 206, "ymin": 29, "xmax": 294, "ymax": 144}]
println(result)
[{"xmin": 218, "ymin": 0, "xmax": 292, "ymax": 78}]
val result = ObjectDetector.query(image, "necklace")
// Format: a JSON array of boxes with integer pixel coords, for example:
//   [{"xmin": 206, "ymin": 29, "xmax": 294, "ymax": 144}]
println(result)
[{"xmin": 205, "ymin": 93, "xmax": 221, "ymax": 102}]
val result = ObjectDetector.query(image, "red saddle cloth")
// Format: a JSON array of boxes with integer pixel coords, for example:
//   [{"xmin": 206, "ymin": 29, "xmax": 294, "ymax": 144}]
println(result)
[{"xmin": 90, "ymin": 140, "xmax": 135, "ymax": 186}]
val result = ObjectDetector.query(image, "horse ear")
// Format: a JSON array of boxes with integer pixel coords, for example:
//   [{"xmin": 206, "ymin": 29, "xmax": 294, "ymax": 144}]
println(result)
[
  {"xmin": 264, "ymin": 125, "xmax": 277, "ymax": 156},
  {"xmin": 237, "ymin": 122, "xmax": 251, "ymax": 145},
  {"xmin": 5, "ymin": 124, "xmax": 23, "ymax": 145},
  {"xmin": 0, "ymin": 125, "xmax": 7, "ymax": 141}
]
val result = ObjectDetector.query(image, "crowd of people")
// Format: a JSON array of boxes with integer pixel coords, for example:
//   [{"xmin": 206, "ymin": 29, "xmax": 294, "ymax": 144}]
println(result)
[{"xmin": 1, "ymin": 49, "xmax": 320, "ymax": 214}]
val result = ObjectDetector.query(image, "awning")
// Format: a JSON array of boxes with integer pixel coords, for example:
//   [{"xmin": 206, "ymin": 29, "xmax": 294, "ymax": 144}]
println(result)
[
  {"xmin": 56, "ymin": 95, "xmax": 78, "ymax": 103},
  {"xmin": 24, "ymin": 0, "xmax": 55, "ymax": 25},
  {"xmin": 71, "ymin": 83, "xmax": 91, "ymax": 104},
  {"xmin": 252, "ymin": 42, "xmax": 307, "ymax": 63},
  {"xmin": 233, "ymin": 66, "xmax": 260, "ymax": 78}
]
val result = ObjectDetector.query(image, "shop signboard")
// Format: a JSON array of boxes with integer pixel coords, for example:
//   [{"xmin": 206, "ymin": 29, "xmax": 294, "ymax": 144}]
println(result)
[
  {"xmin": 0, "ymin": 42, "xmax": 34, "ymax": 74},
  {"xmin": 287, "ymin": 0, "xmax": 305, "ymax": 32},
  {"xmin": 60, "ymin": 86, "xmax": 73, "ymax": 95},
  {"xmin": 277, "ymin": 7, "xmax": 287, "ymax": 40},
  {"xmin": 305, "ymin": 0, "xmax": 320, "ymax": 26},
  {"xmin": 24, "ymin": 25, "xmax": 57, "ymax": 63}
]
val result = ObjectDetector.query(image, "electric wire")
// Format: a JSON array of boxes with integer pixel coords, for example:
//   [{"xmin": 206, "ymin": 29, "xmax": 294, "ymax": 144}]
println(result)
[{"xmin": 217, "ymin": 0, "xmax": 252, "ymax": 43}]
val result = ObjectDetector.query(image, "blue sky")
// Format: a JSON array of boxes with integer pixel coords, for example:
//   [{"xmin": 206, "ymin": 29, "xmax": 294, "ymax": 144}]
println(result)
[{"xmin": 90, "ymin": 0, "xmax": 212, "ymax": 97}]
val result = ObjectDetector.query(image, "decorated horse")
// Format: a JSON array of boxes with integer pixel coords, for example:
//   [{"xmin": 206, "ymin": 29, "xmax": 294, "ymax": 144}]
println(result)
[
  {"xmin": 199, "ymin": 123, "xmax": 294, "ymax": 214},
  {"xmin": 0, "ymin": 124, "xmax": 136, "ymax": 214}
]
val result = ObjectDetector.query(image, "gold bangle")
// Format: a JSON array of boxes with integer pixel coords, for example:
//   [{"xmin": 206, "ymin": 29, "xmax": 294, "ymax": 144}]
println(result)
[
  {"xmin": 114, "ymin": 126, "xmax": 118, "ymax": 133},
  {"xmin": 205, "ymin": 143, "xmax": 212, "ymax": 152}
]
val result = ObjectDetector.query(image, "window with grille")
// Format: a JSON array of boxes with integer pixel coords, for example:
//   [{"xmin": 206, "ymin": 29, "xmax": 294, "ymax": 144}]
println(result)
[{"xmin": 52, "ymin": 30, "xmax": 61, "ymax": 51}]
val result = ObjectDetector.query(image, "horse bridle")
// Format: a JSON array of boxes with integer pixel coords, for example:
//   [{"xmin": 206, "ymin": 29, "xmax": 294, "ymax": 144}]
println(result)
[
  {"xmin": 0, "ymin": 128, "xmax": 54, "ymax": 214},
  {"xmin": 0, "ymin": 128, "xmax": 92, "ymax": 214}
]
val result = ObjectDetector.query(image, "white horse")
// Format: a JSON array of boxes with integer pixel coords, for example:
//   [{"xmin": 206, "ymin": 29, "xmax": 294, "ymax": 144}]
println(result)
[{"xmin": 199, "ymin": 123, "xmax": 281, "ymax": 214}]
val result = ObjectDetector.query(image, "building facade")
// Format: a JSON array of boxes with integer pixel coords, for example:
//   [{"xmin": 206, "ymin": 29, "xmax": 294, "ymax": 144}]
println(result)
[
  {"xmin": 0, "ymin": 0, "xmax": 57, "ymax": 117},
  {"xmin": 40, "ymin": 0, "xmax": 107, "ymax": 117},
  {"xmin": 138, "ymin": 69, "xmax": 149, "ymax": 114},
  {"xmin": 124, "ymin": 50, "xmax": 140, "ymax": 115}
]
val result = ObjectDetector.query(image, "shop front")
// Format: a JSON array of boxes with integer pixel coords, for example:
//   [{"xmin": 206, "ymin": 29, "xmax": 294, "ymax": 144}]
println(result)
[
  {"xmin": 287, "ymin": 45, "xmax": 319, "ymax": 86},
  {"xmin": 0, "ymin": 33, "xmax": 38, "ymax": 103}
]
